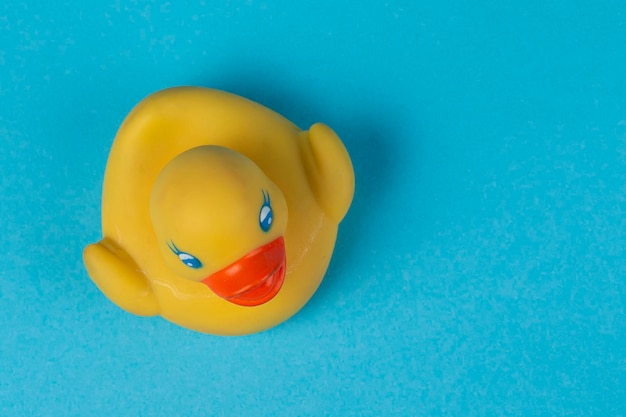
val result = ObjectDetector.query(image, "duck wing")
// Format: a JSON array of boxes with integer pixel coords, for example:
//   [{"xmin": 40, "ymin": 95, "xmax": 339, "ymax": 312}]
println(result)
[
  {"xmin": 83, "ymin": 239, "xmax": 159, "ymax": 316},
  {"xmin": 301, "ymin": 123, "xmax": 355, "ymax": 223}
]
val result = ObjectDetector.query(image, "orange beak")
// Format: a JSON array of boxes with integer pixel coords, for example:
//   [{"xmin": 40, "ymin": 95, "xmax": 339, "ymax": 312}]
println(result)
[{"xmin": 202, "ymin": 237, "xmax": 286, "ymax": 306}]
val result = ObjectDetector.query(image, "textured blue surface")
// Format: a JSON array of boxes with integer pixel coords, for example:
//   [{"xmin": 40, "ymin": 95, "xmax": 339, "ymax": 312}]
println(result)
[{"xmin": 1, "ymin": 1, "xmax": 625, "ymax": 416}]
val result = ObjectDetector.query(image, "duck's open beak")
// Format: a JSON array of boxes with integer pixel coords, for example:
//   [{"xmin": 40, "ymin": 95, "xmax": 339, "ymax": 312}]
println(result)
[{"xmin": 202, "ymin": 237, "xmax": 286, "ymax": 306}]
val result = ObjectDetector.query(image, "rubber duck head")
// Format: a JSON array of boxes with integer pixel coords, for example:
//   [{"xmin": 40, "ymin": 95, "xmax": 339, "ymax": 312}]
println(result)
[{"xmin": 149, "ymin": 145, "xmax": 289, "ymax": 307}]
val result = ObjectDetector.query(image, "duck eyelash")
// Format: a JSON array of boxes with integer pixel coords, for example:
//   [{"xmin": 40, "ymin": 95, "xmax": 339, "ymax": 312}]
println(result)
[
  {"xmin": 167, "ymin": 240, "xmax": 181, "ymax": 255},
  {"xmin": 262, "ymin": 189, "xmax": 271, "ymax": 205}
]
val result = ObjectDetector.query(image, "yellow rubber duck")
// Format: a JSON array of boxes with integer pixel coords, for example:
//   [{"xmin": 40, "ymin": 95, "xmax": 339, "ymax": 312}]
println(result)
[{"xmin": 83, "ymin": 87, "xmax": 354, "ymax": 335}]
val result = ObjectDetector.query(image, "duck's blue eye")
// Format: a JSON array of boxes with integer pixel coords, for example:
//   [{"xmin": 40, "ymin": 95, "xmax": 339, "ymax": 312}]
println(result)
[
  {"xmin": 166, "ymin": 241, "xmax": 203, "ymax": 269},
  {"xmin": 259, "ymin": 190, "xmax": 273, "ymax": 232}
]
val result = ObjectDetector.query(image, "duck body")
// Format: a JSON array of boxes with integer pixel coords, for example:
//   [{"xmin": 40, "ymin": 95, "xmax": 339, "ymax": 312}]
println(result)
[{"xmin": 83, "ymin": 87, "xmax": 354, "ymax": 335}]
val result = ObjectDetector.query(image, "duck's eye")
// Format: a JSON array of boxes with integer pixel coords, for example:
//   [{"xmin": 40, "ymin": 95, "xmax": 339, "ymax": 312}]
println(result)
[
  {"xmin": 178, "ymin": 252, "xmax": 202, "ymax": 269},
  {"xmin": 167, "ymin": 241, "xmax": 203, "ymax": 269},
  {"xmin": 259, "ymin": 190, "xmax": 273, "ymax": 232}
]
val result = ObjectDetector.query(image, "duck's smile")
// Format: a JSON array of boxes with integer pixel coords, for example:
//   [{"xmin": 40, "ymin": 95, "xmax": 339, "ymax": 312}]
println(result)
[{"xmin": 202, "ymin": 237, "xmax": 286, "ymax": 306}]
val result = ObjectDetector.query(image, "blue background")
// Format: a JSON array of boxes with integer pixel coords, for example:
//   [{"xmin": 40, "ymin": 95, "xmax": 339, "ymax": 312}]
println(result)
[{"xmin": 1, "ymin": 1, "xmax": 625, "ymax": 416}]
